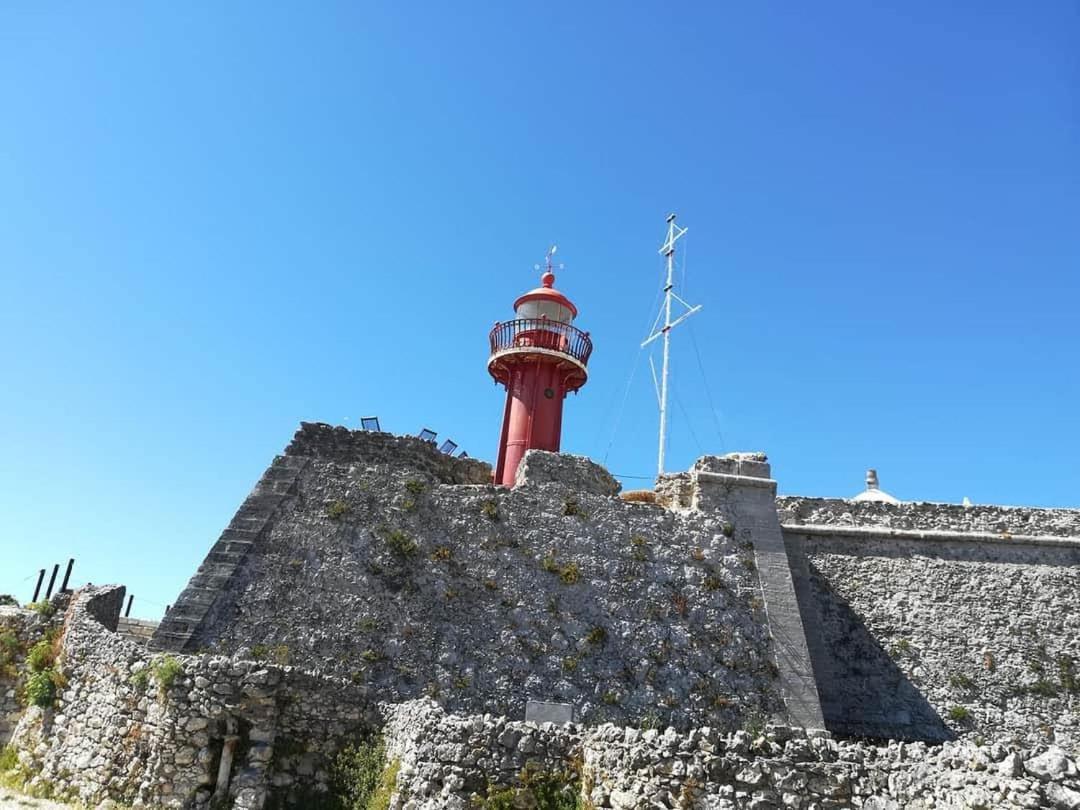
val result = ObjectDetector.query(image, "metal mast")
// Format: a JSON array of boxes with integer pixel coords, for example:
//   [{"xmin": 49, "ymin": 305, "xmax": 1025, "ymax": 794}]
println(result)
[{"xmin": 642, "ymin": 213, "xmax": 702, "ymax": 476}]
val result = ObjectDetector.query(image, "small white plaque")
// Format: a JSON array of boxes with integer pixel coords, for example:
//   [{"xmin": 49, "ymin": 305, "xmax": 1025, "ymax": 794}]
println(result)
[{"xmin": 525, "ymin": 699, "xmax": 575, "ymax": 725}]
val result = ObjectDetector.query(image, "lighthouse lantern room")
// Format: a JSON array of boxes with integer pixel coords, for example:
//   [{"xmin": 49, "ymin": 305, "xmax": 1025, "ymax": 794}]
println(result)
[{"xmin": 487, "ymin": 248, "xmax": 593, "ymax": 486}]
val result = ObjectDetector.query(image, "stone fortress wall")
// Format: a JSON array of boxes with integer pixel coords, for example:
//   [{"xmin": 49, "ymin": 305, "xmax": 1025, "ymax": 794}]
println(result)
[
  {"xmin": 3, "ymin": 586, "xmax": 377, "ymax": 808},
  {"xmin": 1, "ymin": 423, "xmax": 1078, "ymax": 808},
  {"xmin": 3, "ymin": 587, "xmax": 1079, "ymax": 810},
  {"xmin": 152, "ymin": 423, "xmax": 790, "ymax": 733},
  {"xmin": 383, "ymin": 699, "xmax": 1080, "ymax": 810},
  {"xmin": 779, "ymin": 497, "xmax": 1080, "ymax": 747},
  {"xmin": 0, "ymin": 603, "xmax": 49, "ymax": 747}
]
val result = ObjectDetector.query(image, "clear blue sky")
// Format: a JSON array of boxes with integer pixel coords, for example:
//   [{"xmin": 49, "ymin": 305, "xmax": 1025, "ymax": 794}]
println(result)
[{"xmin": 2, "ymin": 2, "xmax": 1077, "ymax": 617}]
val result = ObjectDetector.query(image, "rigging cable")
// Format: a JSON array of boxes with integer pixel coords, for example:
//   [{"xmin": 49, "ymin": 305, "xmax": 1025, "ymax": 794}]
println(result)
[
  {"xmin": 681, "ymin": 231, "xmax": 727, "ymax": 452},
  {"xmin": 673, "ymin": 367, "xmax": 705, "ymax": 456},
  {"xmin": 600, "ymin": 251, "xmax": 668, "ymax": 464},
  {"xmin": 688, "ymin": 323, "xmax": 727, "ymax": 452}
]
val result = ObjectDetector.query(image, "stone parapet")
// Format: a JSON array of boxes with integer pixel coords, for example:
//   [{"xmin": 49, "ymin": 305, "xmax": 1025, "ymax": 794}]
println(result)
[
  {"xmin": 783, "ymin": 522, "xmax": 1080, "ymax": 550},
  {"xmin": 284, "ymin": 422, "xmax": 491, "ymax": 484},
  {"xmin": 777, "ymin": 496, "xmax": 1080, "ymax": 538}
]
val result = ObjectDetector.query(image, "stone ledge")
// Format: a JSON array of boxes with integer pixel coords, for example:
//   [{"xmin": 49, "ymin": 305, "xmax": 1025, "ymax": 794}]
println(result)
[
  {"xmin": 777, "ymin": 495, "xmax": 1080, "ymax": 538},
  {"xmin": 783, "ymin": 522, "xmax": 1080, "ymax": 549},
  {"xmin": 693, "ymin": 452, "xmax": 771, "ymax": 479},
  {"xmin": 695, "ymin": 470, "xmax": 779, "ymax": 492}
]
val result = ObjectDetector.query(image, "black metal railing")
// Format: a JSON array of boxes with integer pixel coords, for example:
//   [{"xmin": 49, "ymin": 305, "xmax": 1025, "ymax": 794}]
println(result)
[{"xmin": 489, "ymin": 318, "xmax": 593, "ymax": 368}]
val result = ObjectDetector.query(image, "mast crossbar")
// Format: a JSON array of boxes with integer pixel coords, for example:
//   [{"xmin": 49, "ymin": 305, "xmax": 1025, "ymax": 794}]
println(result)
[{"xmin": 641, "ymin": 214, "xmax": 702, "ymax": 477}]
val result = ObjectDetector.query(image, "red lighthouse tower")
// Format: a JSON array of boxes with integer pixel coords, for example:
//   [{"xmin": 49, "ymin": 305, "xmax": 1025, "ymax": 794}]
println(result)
[{"xmin": 488, "ymin": 248, "xmax": 593, "ymax": 486}]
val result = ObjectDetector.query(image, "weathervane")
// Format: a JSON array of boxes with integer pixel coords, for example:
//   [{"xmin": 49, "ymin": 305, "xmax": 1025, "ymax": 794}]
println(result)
[{"xmin": 534, "ymin": 245, "xmax": 564, "ymax": 277}]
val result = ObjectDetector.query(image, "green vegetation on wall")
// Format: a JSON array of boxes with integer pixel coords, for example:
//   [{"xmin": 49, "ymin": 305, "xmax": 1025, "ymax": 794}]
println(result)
[{"xmin": 475, "ymin": 761, "xmax": 587, "ymax": 810}]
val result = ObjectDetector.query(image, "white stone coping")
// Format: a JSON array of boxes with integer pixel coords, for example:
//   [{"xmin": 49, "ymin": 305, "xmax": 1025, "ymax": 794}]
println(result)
[
  {"xmin": 694, "ymin": 471, "xmax": 778, "ymax": 492},
  {"xmin": 782, "ymin": 522, "xmax": 1080, "ymax": 549}
]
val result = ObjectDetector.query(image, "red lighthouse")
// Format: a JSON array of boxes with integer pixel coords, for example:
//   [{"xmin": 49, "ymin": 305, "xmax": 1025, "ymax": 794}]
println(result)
[{"xmin": 488, "ymin": 248, "xmax": 593, "ymax": 486}]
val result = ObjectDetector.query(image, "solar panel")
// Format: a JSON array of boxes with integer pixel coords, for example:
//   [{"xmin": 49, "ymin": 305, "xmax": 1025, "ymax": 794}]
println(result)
[
  {"xmin": 458, "ymin": 451, "xmax": 469, "ymax": 459},
  {"xmin": 361, "ymin": 416, "xmax": 381, "ymax": 432},
  {"xmin": 439, "ymin": 439, "xmax": 458, "ymax": 455},
  {"xmin": 417, "ymin": 428, "xmax": 437, "ymax": 443}
]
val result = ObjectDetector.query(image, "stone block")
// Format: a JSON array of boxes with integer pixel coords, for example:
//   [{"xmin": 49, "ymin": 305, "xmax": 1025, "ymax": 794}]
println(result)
[
  {"xmin": 514, "ymin": 450, "xmax": 620, "ymax": 495},
  {"xmin": 692, "ymin": 452, "xmax": 771, "ymax": 480}
]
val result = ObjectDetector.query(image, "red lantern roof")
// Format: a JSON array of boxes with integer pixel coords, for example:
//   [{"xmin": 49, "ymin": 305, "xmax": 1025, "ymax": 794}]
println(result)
[{"xmin": 513, "ymin": 270, "xmax": 578, "ymax": 318}]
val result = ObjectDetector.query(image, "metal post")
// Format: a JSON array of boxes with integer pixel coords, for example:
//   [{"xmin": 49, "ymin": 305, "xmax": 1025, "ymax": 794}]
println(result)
[
  {"xmin": 641, "ymin": 214, "xmax": 702, "ymax": 476},
  {"xmin": 32, "ymin": 569, "xmax": 46, "ymax": 602},
  {"xmin": 44, "ymin": 564, "xmax": 59, "ymax": 600},
  {"xmin": 60, "ymin": 558, "xmax": 75, "ymax": 593},
  {"xmin": 658, "ymin": 230, "xmax": 674, "ymax": 477},
  {"xmin": 125, "ymin": 594, "xmax": 134, "ymax": 618}
]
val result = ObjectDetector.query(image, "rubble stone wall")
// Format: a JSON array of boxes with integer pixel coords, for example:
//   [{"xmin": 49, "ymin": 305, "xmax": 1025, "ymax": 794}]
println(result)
[
  {"xmin": 0, "ymin": 439, "xmax": 1078, "ymax": 809},
  {"xmin": 158, "ymin": 430, "xmax": 784, "ymax": 731},
  {"xmin": 6, "ymin": 587, "xmax": 377, "ymax": 809},
  {"xmin": 382, "ymin": 698, "xmax": 580, "ymax": 805},
  {"xmin": 383, "ymin": 700, "xmax": 1080, "ymax": 810},
  {"xmin": 0, "ymin": 604, "xmax": 56, "ymax": 746}
]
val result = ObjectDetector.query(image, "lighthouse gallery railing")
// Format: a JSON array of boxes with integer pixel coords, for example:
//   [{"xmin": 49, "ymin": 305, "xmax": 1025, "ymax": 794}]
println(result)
[{"xmin": 489, "ymin": 318, "xmax": 593, "ymax": 368}]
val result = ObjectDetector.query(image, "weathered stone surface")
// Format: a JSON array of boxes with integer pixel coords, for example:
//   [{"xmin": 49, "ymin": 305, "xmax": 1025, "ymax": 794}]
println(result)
[
  {"xmin": 514, "ymin": 449, "xmax": 621, "ymax": 495},
  {"xmin": 383, "ymin": 700, "xmax": 1080, "ymax": 810},
  {"xmin": 783, "ymin": 519, "xmax": 1080, "ymax": 746},
  {"xmin": 1, "ymin": 587, "xmax": 377, "ymax": 809},
  {"xmin": 693, "ymin": 452, "xmax": 771, "ymax": 480},
  {"xmin": 4, "ymin": 590, "xmax": 1080, "ymax": 810},
  {"xmin": 1028, "ymin": 747, "xmax": 1078, "ymax": 780},
  {"xmin": 154, "ymin": 442, "xmax": 779, "ymax": 731},
  {"xmin": 778, "ymin": 496, "xmax": 1080, "ymax": 539},
  {"xmin": 3, "ymin": 427, "xmax": 1078, "ymax": 810},
  {"xmin": 0, "ymin": 603, "xmax": 55, "ymax": 747},
  {"xmin": 284, "ymin": 422, "xmax": 491, "ymax": 485}
]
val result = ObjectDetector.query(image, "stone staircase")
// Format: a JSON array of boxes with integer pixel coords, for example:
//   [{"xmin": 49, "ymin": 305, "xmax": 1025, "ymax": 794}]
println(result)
[{"xmin": 116, "ymin": 617, "xmax": 159, "ymax": 647}]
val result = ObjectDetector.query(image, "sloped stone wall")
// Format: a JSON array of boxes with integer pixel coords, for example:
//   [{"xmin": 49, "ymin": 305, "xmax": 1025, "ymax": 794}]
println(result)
[{"xmin": 168, "ymin": 439, "xmax": 784, "ymax": 731}]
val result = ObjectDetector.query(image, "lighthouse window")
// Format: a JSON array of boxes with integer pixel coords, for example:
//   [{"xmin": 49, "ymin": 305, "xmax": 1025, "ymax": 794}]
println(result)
[
  {"xmin": 544, "ymin": 388, "xmax": 555, "ymax": 399},
  {"xmin": 516, "ymin": 300, "xmax": 573, "ymax": 323}
]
